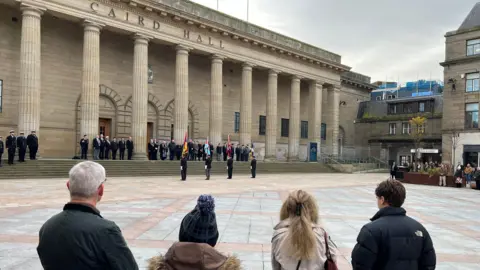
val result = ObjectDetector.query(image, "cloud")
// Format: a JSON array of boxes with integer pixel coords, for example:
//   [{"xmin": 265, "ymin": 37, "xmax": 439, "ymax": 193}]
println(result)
[{"xmin": 189, "ymin": 0, "xmax": 480, "ymax": 82}]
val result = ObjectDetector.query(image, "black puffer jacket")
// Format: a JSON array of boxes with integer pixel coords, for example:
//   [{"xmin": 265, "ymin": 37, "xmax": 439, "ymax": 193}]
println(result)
[{"xmin": 351, "ymin": 207, "xmax": 436, "ymax": 270}]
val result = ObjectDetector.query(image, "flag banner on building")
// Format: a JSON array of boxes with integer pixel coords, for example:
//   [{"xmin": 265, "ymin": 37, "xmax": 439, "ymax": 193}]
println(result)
[
  {"xmin": 182, "ymin": 132, "xmax": 188, "ymax": 156},
  {"xmin": 227, "ymin": 134, "xmax": 232, "ymax": 157},
  {"xmin": 204, "ymin": 137, "xmax": 211, "ymax": 156}
]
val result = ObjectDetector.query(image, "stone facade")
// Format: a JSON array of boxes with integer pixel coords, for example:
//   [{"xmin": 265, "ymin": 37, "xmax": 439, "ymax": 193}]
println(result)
[
  {"xmin": 0, "ymin": 0, "xmax": 372, "ymax": 159},
  {"xmin": 440, "ymin": 4, "xmax": 480, "ymax": 165}
]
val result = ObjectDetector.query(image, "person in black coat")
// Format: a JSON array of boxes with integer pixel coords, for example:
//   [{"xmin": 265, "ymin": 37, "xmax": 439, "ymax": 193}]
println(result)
[
  {"xmin": 227, "ymin": 156, "xmax": 233, "ymax": 179},
  {"xmin": 6, "ymin": 130, "xmax": 16, "ymax": 165},
  {"xmin": 93, "ymin": 135, "xmax": 101, "ymax": 160},
  {"xmin": 119, "ymin": 138, "xmax": 126, "ymax": 160},
  {"xmin": 148, "ymin": 139, "xmax": 155, "ymax": 160},
  {"xmin": 111, "ymin": 138, "xmax": 118, "ymax": 160},
  {"xmin": 99, "ymin": 135, "xmax": 105, "ymax": 160},
  {"xmin": 222, "ymin": 143, "xmax": 227, "ymax": 161},
  {"xmin": 26, "ymin": 130, "xmax": 38, "ymax": 160},
  {"xmin": 351, "ymin": 180, "xmax": 436, "ymax": 270},
  {"xmin": 16, "ymin": 132, "xmax": 27, "ymax": 162},
  {"xmin": 205, "ymin": 155, "xmax": 212, "ymax": 180},
  {"xmin": 168, "ymin": 140, "xmax": 176, "ymax": 160},
  {"xmin": 0, "ymin": 136, "xmax": 4, "ymax": 167},
  {"xmin": 250, "ymin": 156, "xmax": 257, "ymax": 178},
  {"xmin": 390, "ymin": 162, "xmax": 398, "ymax": 180},
  {"xmin": 37, "ymin": 161, "xmax": 138, "ymax": 270},
  {"xmin": 176, "ymin": 145, "xmax": 182, "ymax": 160},
  {"xmin": 126, "ymin": 137, "xmax": 134, "ymax": 160},
  {"xmin": 180, "ymin": 154, "xmax": 188, "ymax": 181},
  {"xmin": 79, "ymin": 135, "xmax": 89, "ymax": 160},
  {"xmin": 235, "ymin": 145, "xmax": 241, "ymax": 161}
]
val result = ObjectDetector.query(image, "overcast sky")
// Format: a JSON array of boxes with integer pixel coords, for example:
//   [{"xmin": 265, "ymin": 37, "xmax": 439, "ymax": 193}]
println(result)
[{"xmin": 190, "ymin": 0, "xmax": 479, "ymax": 83}]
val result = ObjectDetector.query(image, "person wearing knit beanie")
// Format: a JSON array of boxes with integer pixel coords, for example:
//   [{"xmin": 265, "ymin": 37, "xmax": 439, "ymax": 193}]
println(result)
[{"xmin": 179, "ymin": 194, "xmax": 219, "ymax": 247}]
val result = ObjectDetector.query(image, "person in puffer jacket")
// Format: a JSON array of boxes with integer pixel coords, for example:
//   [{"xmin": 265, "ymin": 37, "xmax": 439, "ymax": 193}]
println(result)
[{"xmin": 351, "ymin": 180, "xmax": 436, "ymax": 270}]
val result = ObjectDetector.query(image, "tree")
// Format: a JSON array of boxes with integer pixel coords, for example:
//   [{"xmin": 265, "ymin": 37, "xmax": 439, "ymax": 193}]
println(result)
[{"xmin": 409, "ymin": 116, "xmax": 427, "ymax": 162}]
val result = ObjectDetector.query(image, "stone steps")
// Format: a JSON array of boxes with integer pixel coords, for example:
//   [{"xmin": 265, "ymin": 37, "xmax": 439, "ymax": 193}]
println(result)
[{"xmin": 0, "ymin": 159, "xmax": 337, "ymax": 179}]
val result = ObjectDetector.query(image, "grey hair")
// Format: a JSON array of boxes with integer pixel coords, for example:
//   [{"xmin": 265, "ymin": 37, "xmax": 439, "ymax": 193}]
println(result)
[{"xmin": 68, "ymin": 161, "xmax": 106, "ymax": 198}]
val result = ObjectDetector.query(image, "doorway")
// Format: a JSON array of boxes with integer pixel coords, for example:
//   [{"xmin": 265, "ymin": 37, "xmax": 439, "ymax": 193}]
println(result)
[
  {"xmin": 147, "ymin": 122, "xmax": 154, "ymax": 155},
  {"xmin": 99, "ymin": 118, "xmax": 111, "ymax": 137}
]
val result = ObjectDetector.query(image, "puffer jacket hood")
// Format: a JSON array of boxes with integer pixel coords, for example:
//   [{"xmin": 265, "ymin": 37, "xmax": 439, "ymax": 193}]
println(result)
[{"xmin": 148, "ymin": 242, "xmax": 241, "ymax": 270}]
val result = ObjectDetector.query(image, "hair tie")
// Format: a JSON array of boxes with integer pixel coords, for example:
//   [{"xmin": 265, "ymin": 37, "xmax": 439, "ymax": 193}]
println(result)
[{"xmin": 295, "ymin": 203, "xmax": 302, "ymax": 216}]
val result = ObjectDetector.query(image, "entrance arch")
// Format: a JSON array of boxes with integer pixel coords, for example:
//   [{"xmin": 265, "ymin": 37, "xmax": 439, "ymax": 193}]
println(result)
[
  {"xmin": 74, "ymin": 85, "xmax": 122, "ymax": 154},
  {"xmin": 120, "ymin": 93, "xmax": 163, "ymax": 141},
  {"xmin": 161, "ymin": 99, "xmax": 199, "ymax": 141}
]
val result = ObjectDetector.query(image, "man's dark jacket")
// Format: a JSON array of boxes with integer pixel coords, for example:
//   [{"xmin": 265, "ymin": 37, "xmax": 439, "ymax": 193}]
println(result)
[
  {"xmin": 351, "ymin": 207, "xmax": 436, "ymax": 270},
  {"xmin": 37, "ymin": 203, "xmax": 138, "ymax": 270}
]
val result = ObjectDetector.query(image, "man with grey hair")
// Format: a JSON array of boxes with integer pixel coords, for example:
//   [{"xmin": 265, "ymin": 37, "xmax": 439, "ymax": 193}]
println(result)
[{"xmin": 37, "ymin": 161, "xmax": 138, "ymax": 269}]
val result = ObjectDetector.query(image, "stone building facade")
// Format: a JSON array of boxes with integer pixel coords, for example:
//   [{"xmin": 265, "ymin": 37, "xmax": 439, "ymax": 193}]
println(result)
[
  {"xmin": 441, "ymin": 3, "xmax": 480, "ymax": 166},
  {"xmin": 0, "ymin": 0, "xmax": 372, "ymax": 159},
  {"xmin": 355, "ymin": 96, "xmax": 443, "ymax": 165}
]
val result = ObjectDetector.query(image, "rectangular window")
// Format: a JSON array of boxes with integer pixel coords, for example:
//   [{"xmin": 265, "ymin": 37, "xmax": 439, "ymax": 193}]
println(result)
[
  {"xmin": 301, "ymin": 121, "xmax": 308, "ymax": 139},
  {"xmin": 402, "ymin": 122, "xmax": 411, "ymax": 134},
  {"xmin": 388, "ymin": 104, "xmax": 397, "ymax": 114},
  {"xmin": 234, "ymin": 112, "xmax": 240, "ymax": 133},
  {"xmin": 467, "ymin": 39, "xmax": 480, "ymax": 56},
  {"xmin": 466, "ymin": 103, "xmax": 479, "ymax": 129},
  {"xmin": 466, "ymin": 73, "xmax": 480, "ymax": 92},
  {"xmin": 417, "ymin": 124, "xmax": 425, "ymax": 134},
  {"xmin": 419, "ymin": 102, "xmax": 425, "ymax": 112},
  {"xmin": 0, "ymin": 79, "xmax": 2, "ymax": 113},
  {"xmin": 259, "ymin": 115, "xmax": 266, "ymax": 135},
  {"xmin": 389, "ymin": 123, "xmax": 396, "ymax": 135},
  {"xmin": 321, "ymin": 123, "xmax": 327, "ymax": 140},
  {"xmin": 281, "ymin": 118, "xmax": 289, "ymax": 137}
]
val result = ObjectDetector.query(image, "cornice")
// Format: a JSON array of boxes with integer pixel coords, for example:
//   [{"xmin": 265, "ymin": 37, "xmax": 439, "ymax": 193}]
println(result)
[
  {"xmin": 122, "ymin": 0, "xmax": 350, "ymax": 72},
  {"xmin": 440, "ymin": 54, "xmax": 480, "ymax": 67}
]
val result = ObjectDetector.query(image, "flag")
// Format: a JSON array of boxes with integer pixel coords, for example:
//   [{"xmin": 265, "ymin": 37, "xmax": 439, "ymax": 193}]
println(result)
[
  {"xmin": 204, "ymin": 137, "xmax": 211, "ymax": 156},
  {"xmin": 182, "ymin": 132, "xmax": 188, "ymax": 157},
  {"xmin": 226, "ymin": 134, "xmax": 232, "ymax": 158}
]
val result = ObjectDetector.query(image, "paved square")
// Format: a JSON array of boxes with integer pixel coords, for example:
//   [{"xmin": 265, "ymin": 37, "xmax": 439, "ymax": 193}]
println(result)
[{"xmin": 0, "ymin": 173, "xmax": 479, "ymax": 270}]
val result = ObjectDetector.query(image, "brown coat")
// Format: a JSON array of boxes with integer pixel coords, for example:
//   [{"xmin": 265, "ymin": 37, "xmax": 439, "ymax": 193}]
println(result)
[{"xmin": 148, "ymin": 242, "xmax": 241, "ymax": 270}]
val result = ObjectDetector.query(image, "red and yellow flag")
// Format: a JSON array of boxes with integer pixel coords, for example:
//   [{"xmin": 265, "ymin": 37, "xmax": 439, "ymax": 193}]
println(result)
[
  {"xmin": 182, "ymin": 132, "xmax": 188, "ymax": 156},
  {"xmin": 226, "ymin": 134, "xmax": 232, "ymax": 158}
]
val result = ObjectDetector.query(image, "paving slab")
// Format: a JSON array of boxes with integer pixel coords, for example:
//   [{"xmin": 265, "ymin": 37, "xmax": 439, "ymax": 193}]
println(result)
[{"xmin": 0, "ymin": 173, "xmax": 479, "ymax": 269}]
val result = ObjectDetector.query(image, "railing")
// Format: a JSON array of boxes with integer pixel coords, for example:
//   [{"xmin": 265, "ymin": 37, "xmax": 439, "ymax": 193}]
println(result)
[{"xmin": 320, "ymin": 146, "xmax": 389, "ymax": 172}]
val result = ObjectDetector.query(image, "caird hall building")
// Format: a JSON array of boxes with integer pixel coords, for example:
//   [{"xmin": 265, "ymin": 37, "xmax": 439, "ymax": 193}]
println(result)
[{"xmin": 0, "ymin": 0, "xmax": 375, "ymax": 160}]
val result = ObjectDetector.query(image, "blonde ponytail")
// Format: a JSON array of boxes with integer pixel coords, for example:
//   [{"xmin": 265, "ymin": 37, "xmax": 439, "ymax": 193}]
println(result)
[{"xmin": 280, "ymin": 190, "xmax": 319, "ymax": 260}]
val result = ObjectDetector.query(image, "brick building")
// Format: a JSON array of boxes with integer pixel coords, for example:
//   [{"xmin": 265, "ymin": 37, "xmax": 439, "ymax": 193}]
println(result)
[
  {"xmin": 441, "ymin": 2, "xmax": 480, "ymax": 166},
  {"xmin": 0, "ymin": 0, "xmax": 373, "ymax": 159}
]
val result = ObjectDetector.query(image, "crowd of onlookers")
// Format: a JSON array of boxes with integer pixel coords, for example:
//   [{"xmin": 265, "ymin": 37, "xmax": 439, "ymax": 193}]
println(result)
[{"xmin": 36, "ymin": 161, "xmax": 437, "ymax": 270}]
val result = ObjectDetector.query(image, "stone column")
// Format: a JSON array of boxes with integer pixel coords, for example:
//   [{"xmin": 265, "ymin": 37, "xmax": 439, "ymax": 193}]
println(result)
[
  {"xmin": 328, "ymin": 85, "xmax": 340, "ymax": 156},
  {"xmin": 240, "ymin": 62, "xmax": 253, "ymax": 146},
  {"xmin": 209, "ymin": 55, "xmax": 224, "ymax": 146},
  {"xmin": 309, "ymin": 81, "xmax": 323, "ymax": 159},
  {"xmin": 174, "ymin": 45, "xmax": 190, "ymax": 143},
  {"xmin": 288, "ymin": 75, "xmax": 301, "ymax": 161},
  {"xmin": 265, "ymin": 69, "xmax": 279, "ymax": 160},
  {"xmin": 80, "ymin": 21, "xmax": 104, "ymax": 155},
  {"xmin": 18, "ymin": 5, "xmax": 44, "ymax": 136},
  {"xmin": 131, "ymin": 34, "xmax": 151, "ymax": 160}
]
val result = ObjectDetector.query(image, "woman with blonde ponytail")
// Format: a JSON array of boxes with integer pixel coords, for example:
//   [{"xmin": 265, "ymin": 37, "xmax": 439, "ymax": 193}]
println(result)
[{"xmin": 271, "ymin": 190, "xmax": 338, "ymax": 270}]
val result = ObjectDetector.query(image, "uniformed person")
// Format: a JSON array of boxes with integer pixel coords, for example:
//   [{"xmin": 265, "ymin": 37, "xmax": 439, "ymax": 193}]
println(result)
[
  {"xmin": 79, "ymin": 135, "xmax": 89, "ymax": 159},
  {"xmin": 205, "ymin": 155, "xmax": 212, "ymax": 180},
  {"xmin": 227, "ymin": 155, "xmax": 233, "ymax": 179},
  {"xmin": 17, "ymin": 132, "xmax": 27, "ymax": 162},
  {"xmin": 250, "ymin": 155, "xmax": 257, "ymax": 179},
  {"xmin": 6, "ymin": 130, "xmax": 16, "ymax": 165},
  {"xmin": 126, "ymin": 136, "xmax": 134, "ymax": 160},
  {"xmin": 119, "ymin": 138, "xmax": 126, "ymax": 160},
  {"xmin": 26, "ymin": 130, "xmax": 38, "ymax": 160},
  {"xmin": 180, "ymin": 154, "xmax": 188, "ymax": 181}
]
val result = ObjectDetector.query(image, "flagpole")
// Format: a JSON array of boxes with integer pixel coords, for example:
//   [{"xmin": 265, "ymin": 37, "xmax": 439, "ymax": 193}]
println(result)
[
  {"xmin": 246, "ymin": 0, "xmax": 249, "ymax": 22},
  {"xmin": 217, "ymin": 0, "xmax": 219, "ymax": 10}
]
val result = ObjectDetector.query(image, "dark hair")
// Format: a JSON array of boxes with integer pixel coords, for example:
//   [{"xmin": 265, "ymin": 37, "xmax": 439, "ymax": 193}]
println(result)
[{"xmin": 375, "ymin": 180, "xmax": 406, "ymax": 207}]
